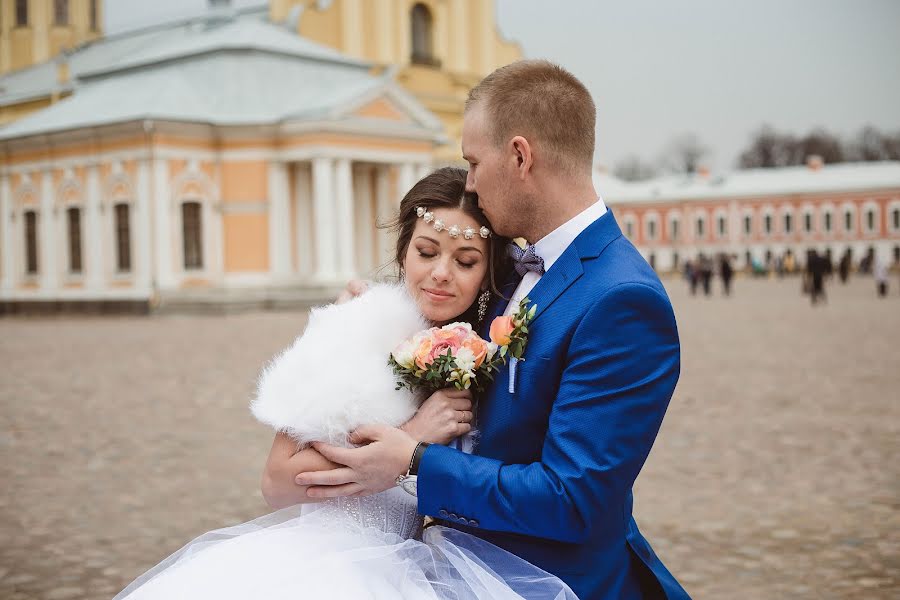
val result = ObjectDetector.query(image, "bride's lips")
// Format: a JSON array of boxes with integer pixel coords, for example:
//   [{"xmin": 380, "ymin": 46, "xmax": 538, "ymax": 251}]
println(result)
[{"xmin": 422, "ymin": 288, "xmax": 455, "ymax": 302}]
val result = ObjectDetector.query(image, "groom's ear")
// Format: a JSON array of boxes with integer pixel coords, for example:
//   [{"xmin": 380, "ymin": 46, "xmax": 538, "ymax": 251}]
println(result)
[{"xmin": 510, "ymin": 136, "xmax": 533, "ymax": 179}]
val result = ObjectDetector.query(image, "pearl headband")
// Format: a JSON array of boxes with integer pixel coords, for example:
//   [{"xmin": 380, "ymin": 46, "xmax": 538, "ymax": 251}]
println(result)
[{"xmin": 416, "ymin": 206, "xmax": 491, "ymax": 240}]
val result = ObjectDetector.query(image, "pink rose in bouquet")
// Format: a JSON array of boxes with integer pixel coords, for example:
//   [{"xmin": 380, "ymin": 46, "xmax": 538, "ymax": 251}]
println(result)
[{"xmin": 391, "ymin": 322, "xmax": 499, "ymax": 393}]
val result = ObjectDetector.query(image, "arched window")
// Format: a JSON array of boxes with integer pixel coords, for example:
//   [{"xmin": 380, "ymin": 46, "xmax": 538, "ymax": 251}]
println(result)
[
  {"xmin": 743, "ymin": 214, "xmax": 752, "ymax": 236},
  {"xmin": 865, "ymin": 207, "xmax": 877, "ymax": 234},
  {"xmin": 783, "ymin": 212, "xmax": 793, "ymax": 235},
  {"xmin": 803, "ymin": 212, "xmax": 812, "ymax": 234},
  {"xmin": 114, "ymin": 203, "xmax": 132, "ymax": 272},
  {"xmin": 892, "ymin": 207, "xmax": 900, "ymax": 232},
  {"xmin": 764, "ymin": 214, "xmax": 772, "ymax": 235},
  {"xmin": 66, "ymin": 206, "xmax": 82, "ymax": 273},
  {"xmin": 182, "ymin": 201, "xmax": 203, "ymax": 270},
  {"xmin": 717, "ymin": 214, "xmax": 727, "ymax": 238},
  {"xmin": 410, "ymin": 4, "xmax": 437, "ymax": 66},
  {"xmin": 695, "ymin": 216, "xmax": 705, "ymax": 239},
  {"xmin": 844, "ymin": 208, "xmax": 854, "ymax": 233},
  {"xmin": 823, "ymin": 211, "xmax": 833, "ymax": 233},
  {"xmin": 669, "ymin": 216, "xmax": 680, "ymax": 241},
  {"xmin": 54, "ymin": 0, "xmax": 69, "ymax": 26},
  {"xmin": 24, "ymin": 210, "xmax": 38, "ymax": 274},
  {"xmin": 15, "ymin": 0, "xmax": 28, "ymax": 26},
  {"xmin": 645, "ymin": 214, "xmax": 659, "ymax": 242}
]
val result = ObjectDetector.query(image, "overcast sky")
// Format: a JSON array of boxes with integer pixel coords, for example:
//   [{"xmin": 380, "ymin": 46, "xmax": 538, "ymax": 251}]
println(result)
[{"xmin": 106, "ymin": 0, "xmax": 900, "ymax": 172}]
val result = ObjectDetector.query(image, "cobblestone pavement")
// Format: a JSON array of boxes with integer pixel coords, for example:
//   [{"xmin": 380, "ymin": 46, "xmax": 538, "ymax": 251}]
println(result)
[{"xmin": 2, "ymin": 276, "xmax": 898, "ymax": 599}]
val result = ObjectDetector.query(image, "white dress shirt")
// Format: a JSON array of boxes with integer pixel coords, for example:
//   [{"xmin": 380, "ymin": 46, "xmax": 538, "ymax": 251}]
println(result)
[{"xmin": 503, "ymin": 197, "xmax": 608, "ymax": 316}]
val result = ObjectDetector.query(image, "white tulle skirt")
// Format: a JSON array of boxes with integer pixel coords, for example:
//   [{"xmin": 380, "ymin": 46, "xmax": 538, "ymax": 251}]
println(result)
[{"xmin": 114, "ymin": 504, "xmax": 577, "ymax": 600}]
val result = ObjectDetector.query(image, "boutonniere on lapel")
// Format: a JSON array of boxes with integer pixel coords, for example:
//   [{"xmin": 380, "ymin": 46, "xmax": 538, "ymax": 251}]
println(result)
[{"xmin": 489, "ymin": 297, "xmax": 537, "ymax": 393}]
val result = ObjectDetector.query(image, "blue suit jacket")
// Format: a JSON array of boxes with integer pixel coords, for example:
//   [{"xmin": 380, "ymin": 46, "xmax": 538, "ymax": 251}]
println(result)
[{"xmin": 418, "ymin": 212, "xmax": 690, "ymax": 600}]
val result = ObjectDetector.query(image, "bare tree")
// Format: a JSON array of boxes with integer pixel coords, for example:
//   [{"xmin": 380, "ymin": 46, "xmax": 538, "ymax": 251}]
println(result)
[
  {"xmin": 737, "ymin": 125, "xmax": 799, "ymax": 168},
  {"xmin": 613, "ymin": 155, "xmax": 658, "ymax": 181},
  {"xmin": 846, "ymin": 125, "xmax": 900, "ymax": 161},
  {"xmin": 797, "ymin": 128, "xmax": 844, "ymax": 164},
  {"xmin": 659, "ymin": 133, "xmax": 709, "ymax": 174}
]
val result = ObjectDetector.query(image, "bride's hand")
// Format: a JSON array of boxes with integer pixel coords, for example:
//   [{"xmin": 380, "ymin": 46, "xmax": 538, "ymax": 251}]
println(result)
[
  {"xmin": 335, "ymin": 279, "xmax": 370, "ymax": 304},
  {"xmin": 400, "ymin": 388, "xmax": 473, "ymax": 445}
]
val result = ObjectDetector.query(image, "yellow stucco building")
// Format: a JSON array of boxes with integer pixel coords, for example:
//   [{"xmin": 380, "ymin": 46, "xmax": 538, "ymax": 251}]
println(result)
[{"xmin": 0, "ymin": 1, "xmax": 520, "ymax": 312}]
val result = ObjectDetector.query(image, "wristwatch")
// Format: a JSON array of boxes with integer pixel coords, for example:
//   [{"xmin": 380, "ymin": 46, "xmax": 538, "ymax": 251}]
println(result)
[{"xmin": 396, "ymin": 442, "xmax": 430, "ymax": 497}]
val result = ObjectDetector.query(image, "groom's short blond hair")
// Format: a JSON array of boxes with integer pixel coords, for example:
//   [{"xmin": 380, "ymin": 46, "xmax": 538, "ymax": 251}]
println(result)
[{"xmin": 466, "ymin": 60, "xmax": 596, "ymax": 175}]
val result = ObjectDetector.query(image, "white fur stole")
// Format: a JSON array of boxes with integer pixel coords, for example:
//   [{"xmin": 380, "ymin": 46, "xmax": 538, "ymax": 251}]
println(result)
[{"xmin": 251, "ymin": 283, "xmax": 428, "ymax": 447}]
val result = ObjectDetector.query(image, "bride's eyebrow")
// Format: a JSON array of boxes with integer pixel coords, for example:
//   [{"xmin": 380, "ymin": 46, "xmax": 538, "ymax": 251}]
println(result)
[{"xmin": 415, "ymin": 235, "xmax": 441, "ymax": 245}]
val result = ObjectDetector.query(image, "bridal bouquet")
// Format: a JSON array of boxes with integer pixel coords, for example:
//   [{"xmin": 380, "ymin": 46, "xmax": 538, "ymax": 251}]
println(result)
[{"xmin": 389, "ymin": 298, "xmax": 537, "ymax": 394}]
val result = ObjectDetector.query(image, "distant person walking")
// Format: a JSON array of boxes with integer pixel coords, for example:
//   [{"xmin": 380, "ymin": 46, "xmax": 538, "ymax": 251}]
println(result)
[
  {"xmin": 874, "ymin": 256, "xmax": 889, "ymax": 297},
  {"xmin": 719, "ymin": 254, "xmax": 734, "ymax": 296},
  {"xmin": 686, "ymin": 260, "xmax": 699, "ymax": 296},
  {"xmin": 838, "ymin": 249, "xmax": 851, "ymax": 284},
  {"xmin": 806, "ymin": 250, "xmax": 827, "ymax": 305},
  {"xmin": 699, "ymin": 254, "xmax": 713, "ymax": 296}
]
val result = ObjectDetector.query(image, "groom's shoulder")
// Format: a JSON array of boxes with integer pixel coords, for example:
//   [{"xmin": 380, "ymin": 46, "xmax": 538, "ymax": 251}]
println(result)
[{"xmin": 581, "ymin": 234, "xmax": 670, "ymax": 301}]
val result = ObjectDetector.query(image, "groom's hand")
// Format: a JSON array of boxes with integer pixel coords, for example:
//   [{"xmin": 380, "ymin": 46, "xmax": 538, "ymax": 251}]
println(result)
[{"xmin": 296, "ymin": 425, "xmax": 418, "ymax": 498}]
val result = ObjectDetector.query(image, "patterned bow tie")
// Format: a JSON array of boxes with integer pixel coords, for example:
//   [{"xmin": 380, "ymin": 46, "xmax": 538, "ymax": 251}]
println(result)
[{"xmin": 508, "ymin": 242, "xmax": 545, "ymax": 277}]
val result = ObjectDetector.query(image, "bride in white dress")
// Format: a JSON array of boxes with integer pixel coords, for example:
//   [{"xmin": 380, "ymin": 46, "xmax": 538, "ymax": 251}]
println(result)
[{"xmin": 114, "ymin": 168, "xmax": 576, "ymax": 600}]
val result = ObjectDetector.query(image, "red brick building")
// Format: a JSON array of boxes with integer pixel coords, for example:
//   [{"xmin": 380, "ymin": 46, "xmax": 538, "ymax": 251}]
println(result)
[{"xmin": 597, "ymin": 159, "xmax": 900, "ymax": 273}]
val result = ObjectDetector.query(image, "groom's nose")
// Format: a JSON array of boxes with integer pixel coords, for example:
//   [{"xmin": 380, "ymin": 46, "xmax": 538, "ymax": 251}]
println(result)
[{"xmin": 465, "ymin": 171, "xmax": 476, "ymax": 193}]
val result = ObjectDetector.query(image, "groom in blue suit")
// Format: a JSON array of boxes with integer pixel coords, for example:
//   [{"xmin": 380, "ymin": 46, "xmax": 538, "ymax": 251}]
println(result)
[{"xmin": 302, "ymin": 60, "xmax": 689, "ymax": 600}]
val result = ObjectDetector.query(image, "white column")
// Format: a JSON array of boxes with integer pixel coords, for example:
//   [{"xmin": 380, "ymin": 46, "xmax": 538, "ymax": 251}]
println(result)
[
  {"xmin": 312, "ymin": 157, "xmax": 337, "ymax": 281},
  {"xmin": 398, "ymin": 163, "xmax": 416, "ymax": 200},
  {"xmin": 267, "ymin": 161, "xmax": 291, "ymax": 279},
  {"xmin": 353, "ymin": 165, "xmax": 374, "ymax": 276},
  {"xmin": 135, "ymin": 159, "xmax": 153, "ymax": 291},
  {"xmin": 416, "ymin": 162, "xmax": 432, "ymax": 181},
  {"xmin": 334, "ymin": 158, "xmax": 355, "ymax": 279},
  {"xmin": 0, "ymin": 174, "xmax": 13, "ymax": 290},
  {"xmin": 450, "ymin": 0, "xmax": 468, "ymax": 72},
  {"xmin": 84, "ymin": 164, "xmax": 104, "ymax": 290},
  {"xmin": 376, "ymin": 1, "xmax": 393, "ymax": 63},
  {"xmin": 39, "ymin": 170, "xmax": 57, "ymax": 290},
  {"xmin": 479, "ymin": 1, "xmax": 496, "ymax": 74},
  {"xmin": 435, "ymin": 1, "xmax": 449, "ymax": 69},
  {"xmin": 375, "ymin": 165, "xmax": 394, "ymax": 268},
  {"xmin": 294, "ymin": 163, "xmax": 314, "ymax": 278},
  {"xmin": 152, "ymin": 159, "xmax": 175, "ymax": 289},
  {"xmin": 341, "ymin": 0, "xmax": 363, "ymax": 59}
]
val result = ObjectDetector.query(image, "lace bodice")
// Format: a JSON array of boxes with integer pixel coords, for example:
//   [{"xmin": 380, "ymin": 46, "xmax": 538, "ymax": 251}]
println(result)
[{"xmin": 305, "ymin": 488, "xmax": 423, "ymax": 540}]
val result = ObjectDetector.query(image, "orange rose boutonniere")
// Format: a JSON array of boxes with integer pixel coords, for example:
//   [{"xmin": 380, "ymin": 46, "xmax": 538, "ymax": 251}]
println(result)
[{"xmin": 489, "ymin": 297, "xmax": 537, "ymax": 362}]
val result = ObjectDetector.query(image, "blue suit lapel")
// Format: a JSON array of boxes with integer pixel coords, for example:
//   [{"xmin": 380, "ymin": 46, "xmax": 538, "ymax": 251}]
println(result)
[{"xmin": 526, "ymin": 209, "xmax": 623, "ymax": 325}]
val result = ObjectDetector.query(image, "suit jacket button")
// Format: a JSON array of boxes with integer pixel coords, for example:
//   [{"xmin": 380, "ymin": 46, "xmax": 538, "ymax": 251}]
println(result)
[
  {"xmin": 438, "ymin": 509, "xmax": 448, "ymax": 518},
  {"xmin": 468, "ymin": 519, "xmax": 479, "ymax": 527}
]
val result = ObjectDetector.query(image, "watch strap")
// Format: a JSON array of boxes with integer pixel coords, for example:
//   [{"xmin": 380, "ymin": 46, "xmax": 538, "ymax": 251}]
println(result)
[{"xmin": 409, "ymin": 442, "xmax": 430, "ymax": 476}]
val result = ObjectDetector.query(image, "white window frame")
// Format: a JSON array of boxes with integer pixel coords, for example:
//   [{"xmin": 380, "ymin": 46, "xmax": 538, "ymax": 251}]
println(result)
[
  {"xmin": 666, "ymin": 209, "xmax": 681, "ymax": 243},
  {"xmin": 622, "ymin": 213, "xmax": 637, "ymax": 240},
  {"xmin": 644, "ymin": 210, "xmax": 660, "ymax": 243},
  {"xmin": 841, "ymin": 202, "xmax": 857, "ymax": 237},
  {"xmin": 889, "ymin": 200, "xmax": 900, "ymax": 234},
  {"xmin": 861, "ymin": 200, "xmax": 879, "ymax": 237}
]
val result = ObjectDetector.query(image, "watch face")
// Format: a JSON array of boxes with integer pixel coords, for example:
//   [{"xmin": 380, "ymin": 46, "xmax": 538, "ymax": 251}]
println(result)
[{"xmin": 398, "ymin": 476, "xmax": 418, "ymax": 496}]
